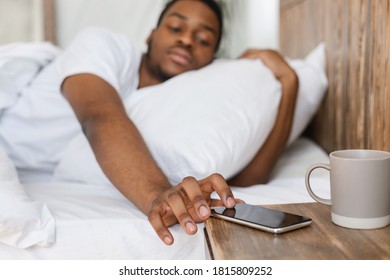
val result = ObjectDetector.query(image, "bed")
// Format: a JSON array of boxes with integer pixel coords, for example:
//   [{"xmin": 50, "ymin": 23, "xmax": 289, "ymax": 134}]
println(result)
[
  {"xmin": 1, "ymin": 0, "xmax": 388, "ymax": 260},
  {"xmin": 0, "ymin": 138, "xmax": 330, "ymax": 260}
]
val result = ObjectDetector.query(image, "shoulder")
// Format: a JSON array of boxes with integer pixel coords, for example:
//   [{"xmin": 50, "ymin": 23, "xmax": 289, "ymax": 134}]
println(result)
[
  {"xmin": 56, "ymin": 27, "xmax": 141, "ymax": 96},
  {"xmin": 72, "ymin": 27, "xmax": 136, "ymax": 52},
  {"xmin": 65, "ymin": 26, "xmax": 141, "ymax": 70}
]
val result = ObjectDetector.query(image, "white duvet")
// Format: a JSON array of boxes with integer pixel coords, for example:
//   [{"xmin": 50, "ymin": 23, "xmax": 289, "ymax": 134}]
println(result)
[{"xmin": 0, "ymin": 138, "xmax": 330, "ymax": 260}]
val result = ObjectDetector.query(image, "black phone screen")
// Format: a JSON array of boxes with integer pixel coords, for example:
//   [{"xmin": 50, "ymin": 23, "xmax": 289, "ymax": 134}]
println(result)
[{"xmin": 211, "ymin": 204, "xmax": 311, "ymax": 229}]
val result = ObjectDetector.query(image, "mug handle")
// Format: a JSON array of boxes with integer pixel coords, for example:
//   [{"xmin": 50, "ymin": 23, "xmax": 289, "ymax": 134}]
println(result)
[{"xmin": 305, "ymin": 163, "xmax": 332, "ymax": 205}]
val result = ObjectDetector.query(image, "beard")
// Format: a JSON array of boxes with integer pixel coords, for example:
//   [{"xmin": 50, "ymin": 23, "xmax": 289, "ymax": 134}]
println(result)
[{"xmin": 144, "ymin": 46, "xmax": 175, "ymax": 83}]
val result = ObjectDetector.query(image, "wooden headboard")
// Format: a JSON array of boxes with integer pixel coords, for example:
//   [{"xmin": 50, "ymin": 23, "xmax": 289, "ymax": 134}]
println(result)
[
  {"xmin": 43, "ymin": 0, "xmax": 56, "ymax": 44},
  {"xmin": 280, "ymin": 0, "xmax": 390, "ymax": 153}
]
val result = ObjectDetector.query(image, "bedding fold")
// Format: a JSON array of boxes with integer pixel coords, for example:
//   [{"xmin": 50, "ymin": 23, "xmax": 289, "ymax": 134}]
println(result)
[
  {"xmin": 0, "ymin": 42, "xmax": 61, "ymax": 114},
  {"xmin": 0, "ymin": 145, "xmax": 56, "ymax": 249}
]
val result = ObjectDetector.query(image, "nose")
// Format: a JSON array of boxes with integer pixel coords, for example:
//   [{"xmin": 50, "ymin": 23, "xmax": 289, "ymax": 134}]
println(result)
[{"xmin": 177, "ymin": 31, "xmax": 193, "ymax": 49}]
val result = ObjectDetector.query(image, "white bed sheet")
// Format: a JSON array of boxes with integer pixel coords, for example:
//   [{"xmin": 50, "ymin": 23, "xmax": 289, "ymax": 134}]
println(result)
[{"xmin": 0, "ymin": 137, "xmax": 330, "ymax": 260}]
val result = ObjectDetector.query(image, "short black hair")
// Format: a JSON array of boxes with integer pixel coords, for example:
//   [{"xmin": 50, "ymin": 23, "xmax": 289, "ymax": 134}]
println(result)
[{"xmin": 156, "ymin": 0, "xmax": 223, "ymax": 51}]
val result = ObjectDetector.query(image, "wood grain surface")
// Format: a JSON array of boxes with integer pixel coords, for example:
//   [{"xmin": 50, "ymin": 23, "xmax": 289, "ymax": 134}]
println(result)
[
  {"xmin": 280, "ymin": 0, "xmax": 390, "ymax": 153},
  {"xmin": 204, "ymin": 203, "xmax": 390, "ymax": 260}
]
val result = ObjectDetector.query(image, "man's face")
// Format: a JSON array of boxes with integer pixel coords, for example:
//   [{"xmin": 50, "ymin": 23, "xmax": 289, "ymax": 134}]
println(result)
[{"xmin": 146, "ymin": 0, "xmax": 221, "ymax": 80}]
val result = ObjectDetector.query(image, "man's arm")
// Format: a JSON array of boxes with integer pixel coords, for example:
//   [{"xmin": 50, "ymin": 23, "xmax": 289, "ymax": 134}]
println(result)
[
  {"xmin": 61, "ymin": 73, "xmax": 238, "ymax": 244},
  {"xmin": 228, "ymin": 50, "xmax": 298, "ymax": 186},
  {"xmin": 62, "ymin": 73, "xmax": 171, "ymax": 213}
]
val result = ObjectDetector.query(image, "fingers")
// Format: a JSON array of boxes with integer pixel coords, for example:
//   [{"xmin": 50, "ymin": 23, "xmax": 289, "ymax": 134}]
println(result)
[
  {"xmin": 239, "ymin": 49, "xmax": 293, "ymax": 80},
  {"xmin": 148, "ymin": 189, "xmax": 198, "ymax": 246},
  {"xmin": 200, "ymin": 173, "xmax": 236, "ymax": 208},
  {"xmin": 182, "ymin": 176, "xmax": 211, "ymax": 220},
  {"xmin": 239, "ymin": 49, "xmax": 278, "ymax": 60},
  {"xmin": 167, "ymin": 190, "xmax": 198, "ymax": 235},
  {"xmin": 148, "ymin": 206, "xmax": 174, "ymax": 246},
  {"xmin": 147, "ymin": 173, "xmax": 243, "ymax": 246},
  {"xmin": 210, "ymin": 198, "xmax": 246, "ymax": 207}
]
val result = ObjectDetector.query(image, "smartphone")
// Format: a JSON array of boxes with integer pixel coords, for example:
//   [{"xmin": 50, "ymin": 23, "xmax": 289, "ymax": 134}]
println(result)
[{"xmin": 211, "ymin": 204, "xmax": 312, "ymax": 234}]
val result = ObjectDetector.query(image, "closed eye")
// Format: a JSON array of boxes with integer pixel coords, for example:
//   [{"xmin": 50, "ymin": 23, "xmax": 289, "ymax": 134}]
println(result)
[
  {"xmin": 197, "ymin": 36, "xmax": 211, "ymax": 46},
  {"xmin": 168, "ymin": 25, "xmax": 182, "ymax": 33}
]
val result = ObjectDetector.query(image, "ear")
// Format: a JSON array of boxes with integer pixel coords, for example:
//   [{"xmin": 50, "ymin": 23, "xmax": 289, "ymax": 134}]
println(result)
[{"xmin": 146, "ymin": 29, "xmax": 156, "ymax": 45}]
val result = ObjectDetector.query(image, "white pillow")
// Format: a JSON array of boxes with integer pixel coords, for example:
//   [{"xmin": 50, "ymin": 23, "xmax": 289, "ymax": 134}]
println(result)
[
  {"xmin": 287, "ymin": 43, "xmax": 328, "ymax": 144},
  {"xmin": 54, "ymin": 43, "xmax": 327, "ymax": 186},
  {"xmin": 0, "ymin": 146, "xmax": 56, "ymax": 248},
  {"xmin": 54, "ymin": 59, "xmax": 282, "ymax": 185}
]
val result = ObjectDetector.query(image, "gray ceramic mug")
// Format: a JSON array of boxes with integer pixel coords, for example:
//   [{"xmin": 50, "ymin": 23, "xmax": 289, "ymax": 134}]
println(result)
[{"xmin": 305, "ymin": 149, "xmax": 390, "ymax": 229}]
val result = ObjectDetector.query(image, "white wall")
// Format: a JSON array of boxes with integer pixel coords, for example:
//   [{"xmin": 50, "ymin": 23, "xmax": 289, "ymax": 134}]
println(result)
[
  {"xmin": 0, "ymin": 0, "xmax": 280, "ymax": 58},
  {"xmin": 246, "ymin": 0, "xmax": 279, "ymax": 50},
  {"xmin": 55, "ymin": 0, "xmax": 167, "ymax": 51},
  {"xmin": 55, "ymin": 0, "xmax": 280, "ymax": 58},
  {"xmin": 0, "ymin": 0, "xmax": 43, "ymax": 44},
  {"xmin": 223, "ymin": 0, "xmax": 280, "ymax": 58}
]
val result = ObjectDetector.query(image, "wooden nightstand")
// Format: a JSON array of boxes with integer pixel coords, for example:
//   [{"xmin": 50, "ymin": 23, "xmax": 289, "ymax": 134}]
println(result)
[{"xmin": 204, "ymin": 203, "xmax": 390, "ymax": 259}]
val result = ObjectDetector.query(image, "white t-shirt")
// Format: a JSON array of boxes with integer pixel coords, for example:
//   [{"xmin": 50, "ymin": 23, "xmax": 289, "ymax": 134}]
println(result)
[{"xmin": 0, "ymin": 27, "xmax": 142, "ymax": 180}]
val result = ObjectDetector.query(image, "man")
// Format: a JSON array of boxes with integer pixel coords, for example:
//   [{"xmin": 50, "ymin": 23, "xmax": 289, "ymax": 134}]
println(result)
[
  {"xmin": 63, "ymin": 0, "xmax": 298, "ymax": 245},
  {"xmin": 1, "ymin": 0, "xmax": 298, "ymax": 245}
]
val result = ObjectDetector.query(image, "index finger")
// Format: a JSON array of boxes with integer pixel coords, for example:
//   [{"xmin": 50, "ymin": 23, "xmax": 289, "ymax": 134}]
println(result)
[
  {"xmin": 148, "ymin": 208, "xmax": 174, "ymax": 246},
  {"xmin": 199, "ymin": 173, "xmax": 236, "ymax": 208}
]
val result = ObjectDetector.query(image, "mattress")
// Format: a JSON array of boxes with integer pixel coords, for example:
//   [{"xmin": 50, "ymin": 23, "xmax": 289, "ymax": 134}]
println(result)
[{"xmin": 0, "ymin": 137, "xmax": 330, "ymax": 260}]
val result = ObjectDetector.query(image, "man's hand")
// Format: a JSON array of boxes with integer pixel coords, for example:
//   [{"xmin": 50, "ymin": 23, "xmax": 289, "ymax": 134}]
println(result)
[
  {"xmin": 239, "ymin": 49, "xmax": 296, "ymax": 81},
  {"xmin": 147, "ymin": 173, "xmax": 244, "ymax": 245}
]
